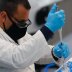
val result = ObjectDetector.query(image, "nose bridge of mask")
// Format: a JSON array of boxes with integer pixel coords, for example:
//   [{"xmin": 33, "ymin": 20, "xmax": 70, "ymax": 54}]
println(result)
[
  {"xmin": 16, "ymin": 19, "xmax": 30, "ymax": 28},
  {"xmin": 17, "ymin": 20, "xmax": 27, "ymax": 28}
]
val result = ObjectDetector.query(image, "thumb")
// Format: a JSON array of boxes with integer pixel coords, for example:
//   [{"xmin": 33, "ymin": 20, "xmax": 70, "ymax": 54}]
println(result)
[{"xmin": 49, "ymin": 3, "xmax": 58, "ymax": 14}]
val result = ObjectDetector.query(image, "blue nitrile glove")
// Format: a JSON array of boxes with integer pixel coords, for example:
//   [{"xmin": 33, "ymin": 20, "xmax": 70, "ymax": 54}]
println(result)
[
  {"xmin": 45, "ymin": 4, "xmax": 65, "ymax": 33},
  {"xmin": 53, "ymin": 42, "xmax": 70, "ymax": 59},
  {"xmin": 67, "ymin": 61, "xmax": 72, "ymax": 72}
]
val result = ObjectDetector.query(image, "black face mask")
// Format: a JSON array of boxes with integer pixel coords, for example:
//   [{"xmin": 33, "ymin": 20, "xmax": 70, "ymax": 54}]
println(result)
[
  {"xmin": 5, "ymin": 22, "xmax": 27, "ymax": 43},
  {"xmin": 4, "ymin": 15, "xmax": 31, "ymax": 43}
]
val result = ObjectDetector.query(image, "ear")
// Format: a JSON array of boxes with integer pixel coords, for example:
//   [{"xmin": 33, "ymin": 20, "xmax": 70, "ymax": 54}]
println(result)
[{"xmin": 0, "ymin": 11, "xmax": 7, "ymax": 22}]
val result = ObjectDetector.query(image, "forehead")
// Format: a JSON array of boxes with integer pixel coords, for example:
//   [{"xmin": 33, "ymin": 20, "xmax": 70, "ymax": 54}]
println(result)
[
  {"xmin": 13, "ymin": 4, "xmax": 30, "ymax": 20},
  {"xmin": 16, "ymin": 4, "xmax": 30, "ymax": 13}
]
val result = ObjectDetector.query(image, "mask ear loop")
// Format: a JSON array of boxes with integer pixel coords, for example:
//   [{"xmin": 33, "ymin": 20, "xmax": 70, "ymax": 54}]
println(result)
[
  {"xmin": 3, "ymin": 22, "xmax": 6, "ymax": 31},
  {"xmin": 6, "ymin": 13, "xmax": 15, "ymax": 24},
  {"xmin": 3, "ymin": 11, "xmax": 15, "ymax": 31},
  {"xmin": 3, "ymin": 14, "xmax": 7, "ymax": 31}
]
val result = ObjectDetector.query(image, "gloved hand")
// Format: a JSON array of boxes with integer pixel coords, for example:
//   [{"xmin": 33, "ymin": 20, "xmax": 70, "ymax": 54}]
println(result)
[
  {"xmin": 53, "ymin": 42, "xmax": 70, "ymax": 59},
  {"xmin": 45, "ymin": 4, "xmax": 65, "ymax": 33}
]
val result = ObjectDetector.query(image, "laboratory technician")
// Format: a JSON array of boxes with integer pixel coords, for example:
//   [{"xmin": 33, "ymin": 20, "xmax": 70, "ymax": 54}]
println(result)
[{"xmin": 0, "ymin": 0, "xmax": 69, "ymax": 72}]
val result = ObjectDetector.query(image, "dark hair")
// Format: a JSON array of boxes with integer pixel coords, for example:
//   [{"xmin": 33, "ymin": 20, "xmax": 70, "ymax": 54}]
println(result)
[{"xmin": 0, "ymin": 0, "xmax": 31, "ymax": 16}]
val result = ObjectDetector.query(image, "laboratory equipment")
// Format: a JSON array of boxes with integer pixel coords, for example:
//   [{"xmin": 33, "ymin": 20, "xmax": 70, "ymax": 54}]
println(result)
[{"xmin": 56, "ymin": 58, "xmax": 72, "ymax": 72}]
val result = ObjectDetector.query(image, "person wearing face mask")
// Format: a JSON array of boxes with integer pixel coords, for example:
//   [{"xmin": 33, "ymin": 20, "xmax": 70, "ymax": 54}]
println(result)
[{"xmin": 0, "ymin": 0, "xmax": 70, "ymax": 72}]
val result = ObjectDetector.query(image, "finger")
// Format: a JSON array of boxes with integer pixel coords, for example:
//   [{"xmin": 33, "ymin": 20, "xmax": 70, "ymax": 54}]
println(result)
[
  {"xmin": 55, "ymin": 10, "xmax": 65, "ymax": 17},
  {"xmin": 58, "ymin": 10, "xmax": 65, "ymax": 21},
  {"xmin": 49, "ymin": 3, "xmax": 58, "ymax": 13}
]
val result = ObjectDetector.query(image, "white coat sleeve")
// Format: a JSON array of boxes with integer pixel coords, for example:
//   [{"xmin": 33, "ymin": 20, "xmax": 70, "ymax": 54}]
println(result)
[
  {"xmin": 0, "ymin": 30, "xmax": 52, "ymax": 69},
  {"xmin": 35, "ymin": 45, "xmax": 54, "ymax": 64}
]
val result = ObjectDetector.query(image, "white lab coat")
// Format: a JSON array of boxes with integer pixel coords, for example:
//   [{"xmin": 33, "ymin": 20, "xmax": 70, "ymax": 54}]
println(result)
[{"xmin": 0, "ymin": 27, "xmax": 59, "ymax": 72}]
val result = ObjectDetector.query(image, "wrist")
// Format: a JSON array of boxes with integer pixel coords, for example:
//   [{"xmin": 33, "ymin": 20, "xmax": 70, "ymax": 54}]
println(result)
[
  {"xmin": 52, "ymin": 48, "xmax": 59, "ymax": 61},
  {"xmin": 40, "ymin": 25, "xmax": 54, "ymax": 41},
  {"xmin": 52, "ymin": 48, "xmax": 62, "ymax": 59},
  {"xmin": 45, "ymin": 23, "xmax": 54, "ymax": 33}
]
